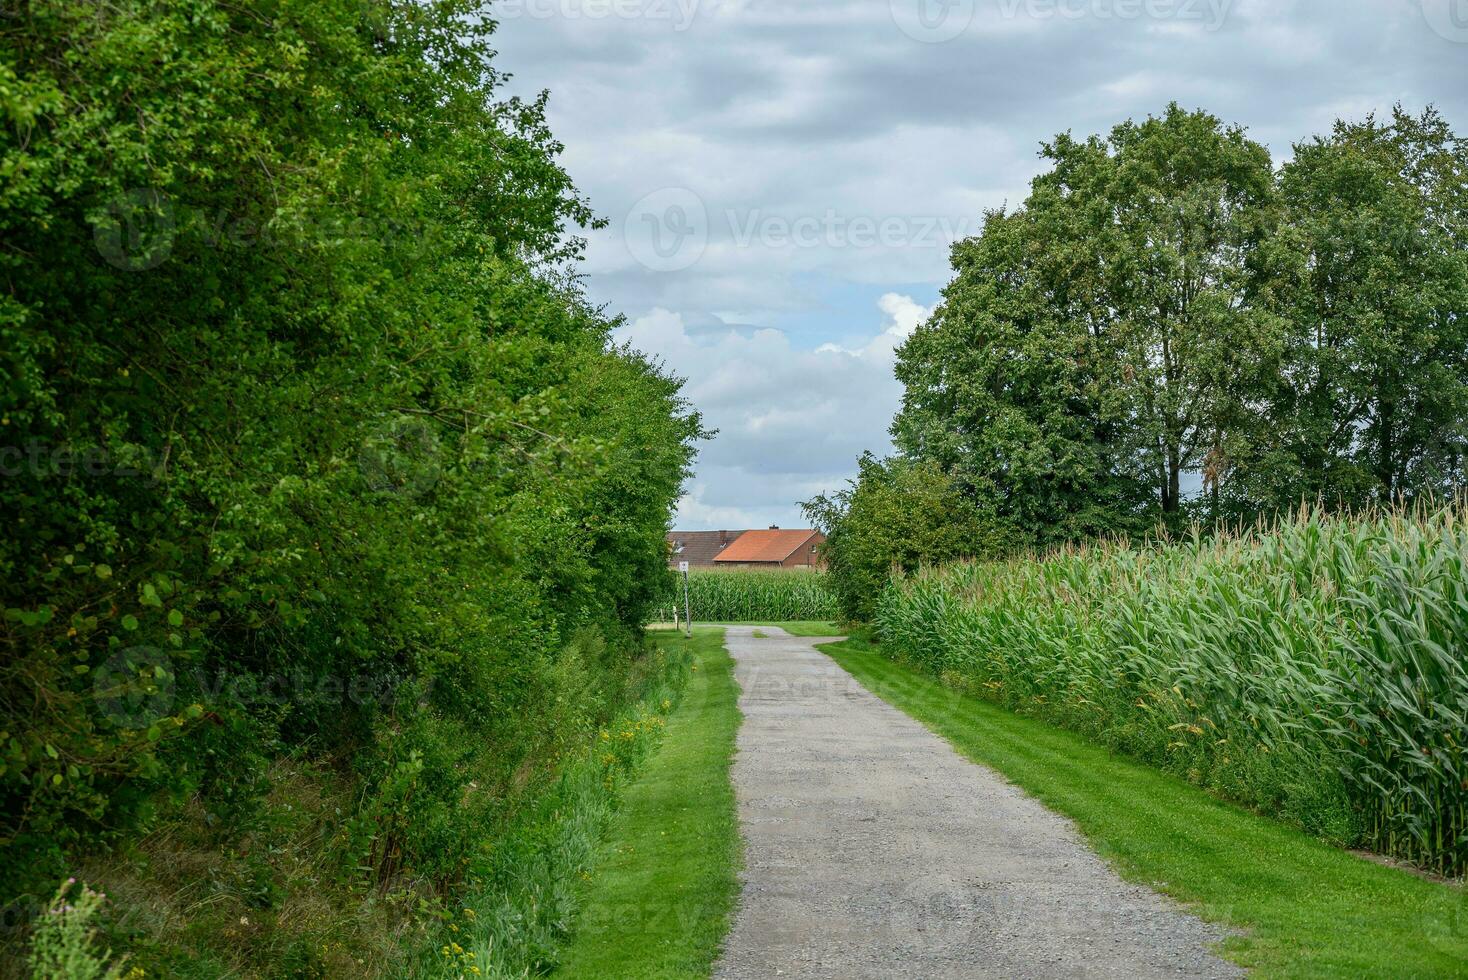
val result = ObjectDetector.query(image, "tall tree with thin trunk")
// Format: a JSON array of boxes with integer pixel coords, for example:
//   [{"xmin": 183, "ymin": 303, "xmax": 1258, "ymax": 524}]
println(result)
[
  {"xmin": 1246, "ymin": 107, "xmax": 1468, "ymax": 509},
  {"xmin": 895, "ymin": 104, "xmax": 1280, "ymax": 540},
  {"xmin": 1066, "ymin": 105, "xmax": 1280, "ymax": 516}
]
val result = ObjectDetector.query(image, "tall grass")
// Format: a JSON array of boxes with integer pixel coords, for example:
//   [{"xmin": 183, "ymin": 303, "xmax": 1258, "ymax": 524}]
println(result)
[
  {"xmin": 658, "ymin": 570, "xmax": 837, "ymax": 623},
  {"xmin": 414, "ymin": 641, "xmax": 691, "ymax": 979},
  {"xmin": 875, "ymin": 506, "xmax": 1468, "ymax": 877}
]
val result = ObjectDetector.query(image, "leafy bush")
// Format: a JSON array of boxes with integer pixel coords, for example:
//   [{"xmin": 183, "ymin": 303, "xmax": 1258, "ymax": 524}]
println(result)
[
  {"xmin": 658, "ymin": 570, "xmax": 837, "ymax": 623},
  {"xmin": 0, "ymin": 0, "xmax": 701, "ymax": 968},
  {"xmin": 876, "ymin": 506, "xmax": 1468, "ymax": 876},
  {"xmin": 803, "ymin": 454, "xmax": 1017, "ymax": 621}
]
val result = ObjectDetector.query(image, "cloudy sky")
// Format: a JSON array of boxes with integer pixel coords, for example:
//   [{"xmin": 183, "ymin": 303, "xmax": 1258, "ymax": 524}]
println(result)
[{"xmin": 492, "ymin": 0, "xmax": 1468, "ymax": 530}]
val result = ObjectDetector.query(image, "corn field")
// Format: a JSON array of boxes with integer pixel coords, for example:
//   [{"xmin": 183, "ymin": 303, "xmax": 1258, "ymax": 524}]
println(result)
[
  {"xmin": 875, "ymin": 506, "xmax": 1468, "ymax": 877},
  {"xmin": 658, "ymin": 569, "xmax": 837, "ymax": 623}
]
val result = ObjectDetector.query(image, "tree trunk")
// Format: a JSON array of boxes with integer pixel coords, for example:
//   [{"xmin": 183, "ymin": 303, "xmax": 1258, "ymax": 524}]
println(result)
[
  {"xmin": 1377, "ymin": 400, "xmax": 1397, "ymax": 504},
  {"xmin": 1166, "ymin": 451, "xmax": 1181, "ymax": 514}
]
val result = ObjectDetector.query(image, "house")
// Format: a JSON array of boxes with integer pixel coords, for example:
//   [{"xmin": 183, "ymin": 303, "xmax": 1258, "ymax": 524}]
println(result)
[
  {"xmin": 711, "ymin": 526, "xmax": 825, "ymax": 569},
  {"xmin": 666, "ymin": 527, "xmax": 826, "ymax": 570},
  {"xmin": 666, "ymin": 529, "xmax": 746, "ymax": 569}
]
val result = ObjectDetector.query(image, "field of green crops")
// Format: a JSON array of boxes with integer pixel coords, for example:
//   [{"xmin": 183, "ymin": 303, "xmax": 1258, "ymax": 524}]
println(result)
[
  {"xmin": 875, "ymin": 507, "xmax": 1468, "ymax": 877},
  {"xmin": 658, "ymin": 569, "xmax": 837, "ymax": 623}
]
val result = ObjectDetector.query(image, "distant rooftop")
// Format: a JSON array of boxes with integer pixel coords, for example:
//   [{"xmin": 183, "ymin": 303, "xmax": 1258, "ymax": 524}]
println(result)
[
  {"xmin": 666, "ymin": 529, "xmax": 745, "ymax": 567},
  {"xmin": 713, "ymin": 527, "xmax": 821, "ymax": 564}
]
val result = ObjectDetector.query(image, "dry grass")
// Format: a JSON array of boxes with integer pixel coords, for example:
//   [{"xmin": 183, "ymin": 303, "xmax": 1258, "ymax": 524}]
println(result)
[{"xmin": 45, "ymin": 758, "xmax": 439, "ymax": 979}]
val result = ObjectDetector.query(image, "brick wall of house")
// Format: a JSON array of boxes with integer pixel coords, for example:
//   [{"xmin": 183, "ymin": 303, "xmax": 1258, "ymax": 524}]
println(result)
[{"xmin": 780, "ymin": 531, "xmax": 825, "ymax": 568}]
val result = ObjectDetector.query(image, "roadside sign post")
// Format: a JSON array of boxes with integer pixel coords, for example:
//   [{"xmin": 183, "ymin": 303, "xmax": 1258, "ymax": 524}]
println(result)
[{"xmin": 679, "ymin": 560, "xmax": 691, "ymax": 637}]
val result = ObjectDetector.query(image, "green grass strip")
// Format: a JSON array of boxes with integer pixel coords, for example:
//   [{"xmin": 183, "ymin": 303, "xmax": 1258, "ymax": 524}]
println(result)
[
  {"xmin": 696, "ymin": 620, "xmax": 841, "ymax": 636},
  {"xmin": 555, "ymin": 628, "xmax": 742, "ymax": 979},
  {"xmin": 745, "ymin": 621, "xmax": 840, "ymax": 637},
  {"xmin": 820, "ymin": 635, "xmax": 1468, "ymax": 979}
]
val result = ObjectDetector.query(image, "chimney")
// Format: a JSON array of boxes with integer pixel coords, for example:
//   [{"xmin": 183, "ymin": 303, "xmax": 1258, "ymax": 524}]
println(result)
[{"xmin": 719, "ymin": 530, "xmax": 729, "ymax": 546}]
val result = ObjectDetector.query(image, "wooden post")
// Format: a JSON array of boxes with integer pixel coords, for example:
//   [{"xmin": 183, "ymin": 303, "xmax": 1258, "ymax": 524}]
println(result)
[{"xmin": 679, "ymin": 560, "xmax": 691, "ymax": 637}]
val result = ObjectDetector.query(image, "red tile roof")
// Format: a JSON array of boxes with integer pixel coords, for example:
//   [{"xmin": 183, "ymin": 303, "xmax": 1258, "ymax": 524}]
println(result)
[{"xmin": 713, "ymin": 528, "xmax": 821, "ymax": 563}]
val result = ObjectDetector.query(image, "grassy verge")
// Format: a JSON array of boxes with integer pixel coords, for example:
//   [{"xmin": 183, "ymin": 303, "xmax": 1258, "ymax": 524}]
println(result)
[
  {"xmin": 553, "ymin": 628, "xmax": 741, "ymax": 979},
  {"xmin": 21, "ymin": 633, "xmax": 692, "ymax": 980},
  {"xmin": 648, "ymin": 621, "xmax": 839, "ymax": 637},
  {"xmin": 820, "ymin": 635, "xmax": 1468, "ymax": 979},
  {"xmin": 412, "ymin": 636, "xmax": 695, "ymax": 979},
  {"xmin": 744, "ymin": 621, "xmax": 841, "ymax": 637}
]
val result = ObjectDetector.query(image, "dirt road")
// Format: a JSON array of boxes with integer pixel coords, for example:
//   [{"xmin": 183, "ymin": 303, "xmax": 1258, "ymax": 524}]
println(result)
[{"xmin": 713, "ymin": 626, "xmax": 1241, "ymax": 980}]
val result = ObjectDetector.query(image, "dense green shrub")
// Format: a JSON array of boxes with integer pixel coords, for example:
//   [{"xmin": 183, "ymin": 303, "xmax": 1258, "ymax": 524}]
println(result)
[
  {"xmin": 876, "ymin": 507, "xmax": 1468, "ymax": 876},
  {"xmin": 0, "ymin": 0, "xmax": 701, "ymax": 963},
  {"xmin": 803, "ymin": 454, "xmax": 1016, "ymax": 622},
  {"xmin": 657, "ymin": 570, "xmax": 837, "ymax": 623}
]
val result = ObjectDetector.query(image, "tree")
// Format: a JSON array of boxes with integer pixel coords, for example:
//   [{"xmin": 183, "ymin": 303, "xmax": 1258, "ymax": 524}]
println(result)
[
  {"xmin": 1088, "ymin": 106, "xmax": 1281, "ymax": 517},
  {"xmin": 893, "ymin": 205, "xmax": 1155, "ymax": 549},
  {"xmin": 803, "ymin": 455, "xmax": 1014, "ymax": 622},
  {"xmin": 896, "ymin": 104, "xmax": 1281, "ymax": 538},
  {"xmin": 1244, "ymin": 107, "xmax": 1468, "ymax": 509},
  {"xmin": 0, "ymin": 0, "xmax": 702, "ymax": 934},
  {"xmin": 842, "ymin": 104, "xmax": 1468, "ymax": 633}
]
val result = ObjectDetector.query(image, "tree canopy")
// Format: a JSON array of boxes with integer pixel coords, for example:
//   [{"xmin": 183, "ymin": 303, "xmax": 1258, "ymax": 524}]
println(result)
[
  {"xmin": 889, "ymin": 104, "xmax": 1467, "ymax": 554},
  {"xmin": 813, "ymin": 105, "xmax": 1468, "ymax": 620},
  {"xmin": 1, "ymin": 1, "xmax": 703, "ymax": 959}
]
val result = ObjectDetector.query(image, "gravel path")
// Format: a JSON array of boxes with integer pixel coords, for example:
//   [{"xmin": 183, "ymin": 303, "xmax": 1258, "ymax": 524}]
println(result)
[{"xmin": 713, "ymin": 625, "xmax": 1242, "ymax": 980}]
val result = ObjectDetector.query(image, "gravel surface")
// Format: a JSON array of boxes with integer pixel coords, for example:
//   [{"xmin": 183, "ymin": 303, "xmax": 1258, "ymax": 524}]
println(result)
[{"xmin": 712, "ymin": 626, "xmax": 1243, "ymax": 980}]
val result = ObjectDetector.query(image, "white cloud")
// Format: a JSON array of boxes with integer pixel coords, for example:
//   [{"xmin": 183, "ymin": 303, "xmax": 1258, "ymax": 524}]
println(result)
[
  {"xmin": 878, "ymin": 292, "xmax": 929, "ymax": 337},
  {"xmin": 615, "ymin": 294, "xmax": 933, "ymax": 530},
  {"xmin": 491, "ymin": 0, "xmax": 1467, "ymax": 530},
  {"xmin": 817, "ymin": 292, "xmax": 932, "ymax": 362}
]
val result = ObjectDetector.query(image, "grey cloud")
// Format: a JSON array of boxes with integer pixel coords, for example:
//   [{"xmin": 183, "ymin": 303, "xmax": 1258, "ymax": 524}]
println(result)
[
  {"xmin": 493, "ymin": 0, "xmax": 1468, "ymax": 528},
  {"xmin": 615, "ymin": 302, "xmax": 915, "ymax": 527}
]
